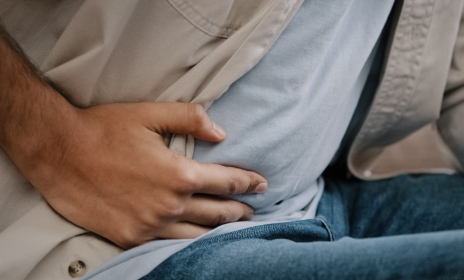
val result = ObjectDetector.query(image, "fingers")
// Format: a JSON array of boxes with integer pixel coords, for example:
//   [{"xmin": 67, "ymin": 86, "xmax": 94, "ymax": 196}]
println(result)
[
  {"xmin": 142, "ymin": 102, "xmax": 226, "ymax": 142},
  {"xmin": 140, "ymin": 102, "xmax": 268, "ymax": 195},
  {"xmin": 190, "ymin": 162, "xmax": 268, "ymax": 196},
  {"xmin": 182, "ymin": 195, "xmax": 254, "ymax": 227},
  {"xmin": 156, "ymin": 196, "xmax": 253, "ymax": 239}
]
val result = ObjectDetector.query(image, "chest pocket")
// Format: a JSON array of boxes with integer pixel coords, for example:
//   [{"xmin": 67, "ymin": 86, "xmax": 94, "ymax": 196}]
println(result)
[{"xmin": 167, "ymin": 0, "xmax": 273, "ymax": 38}]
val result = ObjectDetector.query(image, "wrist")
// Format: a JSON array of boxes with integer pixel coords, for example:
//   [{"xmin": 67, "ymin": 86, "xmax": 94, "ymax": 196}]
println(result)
[{"xmin": 0, "ymin": 84, "xmax": 81, "ymax": 181}]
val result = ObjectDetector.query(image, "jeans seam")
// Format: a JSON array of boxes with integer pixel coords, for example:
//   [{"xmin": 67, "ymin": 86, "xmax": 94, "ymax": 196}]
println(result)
[{"xmin": 316, "ymin": 217, "xmax": 334, "ymax": 241}]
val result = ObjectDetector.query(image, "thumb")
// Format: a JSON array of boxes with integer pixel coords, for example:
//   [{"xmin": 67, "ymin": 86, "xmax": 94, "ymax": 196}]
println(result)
[{"xmin": 144, "ymin": 102, "xmax": 226, "ymax": 142}]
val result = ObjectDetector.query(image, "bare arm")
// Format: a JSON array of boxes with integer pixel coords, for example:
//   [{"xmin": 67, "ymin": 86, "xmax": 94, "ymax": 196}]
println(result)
[{"xmin": 0, "ymin": 26, "xmax": 267, "ymax": 249}]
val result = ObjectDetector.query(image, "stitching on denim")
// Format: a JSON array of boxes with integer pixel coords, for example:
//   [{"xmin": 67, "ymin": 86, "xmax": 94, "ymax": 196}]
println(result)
[{"xmin": 316, "ymin": 217, "xmax": 334, "ymax": 242}]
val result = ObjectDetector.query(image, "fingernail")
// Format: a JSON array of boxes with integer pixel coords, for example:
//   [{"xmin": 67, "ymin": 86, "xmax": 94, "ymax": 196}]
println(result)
[
  {"xmin": 213, "ymin": 122, "xmax": 226, "ymax": 138},
  {"xmin": 255, "ymin": 183, "xmax": 267, "ymax": 193}
]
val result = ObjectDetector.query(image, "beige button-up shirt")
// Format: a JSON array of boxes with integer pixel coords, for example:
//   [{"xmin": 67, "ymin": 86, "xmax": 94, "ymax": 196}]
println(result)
[{"xmin": 0, "ymin": 0, "xmax": 463, "ymax": 279}]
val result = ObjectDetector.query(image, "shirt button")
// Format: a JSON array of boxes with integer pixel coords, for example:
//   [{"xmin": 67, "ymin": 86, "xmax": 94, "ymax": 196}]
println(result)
[
  {"xmin": 68, "ymin": 260, "xmax": 87, "ymax": 278},
  {"xmin": 364, "ymin": 170, "xmax": 372, "ymax": 177}
]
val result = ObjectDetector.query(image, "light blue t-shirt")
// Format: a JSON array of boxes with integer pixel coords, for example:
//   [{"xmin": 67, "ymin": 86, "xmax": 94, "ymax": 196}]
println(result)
[
  {"xmin": 85, "ymin": 0, "xmax": 394, "ymax": 278},
  {"xmin": 193, "ymin": 0, "xmax": 393, "ymax": 220}
]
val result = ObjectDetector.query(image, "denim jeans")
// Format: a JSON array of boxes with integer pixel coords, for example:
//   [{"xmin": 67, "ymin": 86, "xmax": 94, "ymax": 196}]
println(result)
[{"xmin": 142, "ymin": 174, "xmax": 464, "ymax": 279}]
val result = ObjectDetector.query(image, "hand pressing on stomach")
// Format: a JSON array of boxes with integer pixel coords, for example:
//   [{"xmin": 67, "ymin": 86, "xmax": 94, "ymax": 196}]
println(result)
[
  {"xmin": 0, "ymin": 29, "xmax": 267, "ymax": 249},
  {"xmin": 40, "ymin": 102, "xmax": 268, "ymax": 249}
]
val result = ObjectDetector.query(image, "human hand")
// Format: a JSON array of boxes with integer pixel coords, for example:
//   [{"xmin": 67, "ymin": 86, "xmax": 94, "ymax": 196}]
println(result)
[
  {"xmin": 25, "ymin": 102, "xmax": 267, "ymax": 249},
  {"xmin": 0, "ymin": 29, "xmax": 266, "ymax": 249}
]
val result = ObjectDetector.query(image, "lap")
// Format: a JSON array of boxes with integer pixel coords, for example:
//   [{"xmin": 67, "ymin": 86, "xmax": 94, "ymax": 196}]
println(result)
[
  {"xmin": 146, "ymin": 229, "xmax": 464, "ymax": 280},
  {"xmin": 144, "ymin": 174, "xmax": 464, "ymax": 280},
  {"xmin": 325, "ymin": 173, "xmax": 464, "ymax": 238}
]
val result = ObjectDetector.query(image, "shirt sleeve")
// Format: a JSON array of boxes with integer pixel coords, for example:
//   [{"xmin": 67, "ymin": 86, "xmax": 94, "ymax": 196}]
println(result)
[{"xmin": 436, "ymin": 8, "xmax": 464, "ymax": 174}]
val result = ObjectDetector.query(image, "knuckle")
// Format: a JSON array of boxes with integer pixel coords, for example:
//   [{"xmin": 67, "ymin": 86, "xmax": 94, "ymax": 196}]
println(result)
[
  {"xmin": 213, "ymin": 209, "xmax": 232, "ymax": 226},
  {"xmin": 159, "ymin": 197, "xmax": 184, "ymax": 218},
  {"xmin": 187, "ymin": 103, "xmax": 207, "ymax": 129},
  {"xmin": 175, "ymin": 162, "xmax": 199, "ymax": 192},
  {"xmin": 116, "ymin": 227, "xmax": 142, "ymax": 249},
  {"xmin": 226, "ymin": 174, "xmax": 240, "ymax": 195},
  {"xmin": 178, "ymin": 171, "xmax": 198, "ymax": 192},
  {"xmin": 137, "ymin": 211, "xmax": 160, "ymax": 228},
  {"xmin": 246, "ymin": 172, "xmax": 257, "ymax": 193}
]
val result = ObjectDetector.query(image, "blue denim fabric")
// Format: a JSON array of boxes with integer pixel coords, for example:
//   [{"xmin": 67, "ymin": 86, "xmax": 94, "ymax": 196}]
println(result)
[{"xmin": 142, "ymin": 174, "xmax": 464, "ymax": 279}]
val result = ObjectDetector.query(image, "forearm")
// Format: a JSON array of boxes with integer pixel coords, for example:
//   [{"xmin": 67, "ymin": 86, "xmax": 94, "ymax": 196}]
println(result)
[
  {"xmin": 0, "ymin": 25, "xmax": 266, "ymax": 249},
  {"xmin": 0, "ymin": 25, "xmax": 79, "ymax": 175}
]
